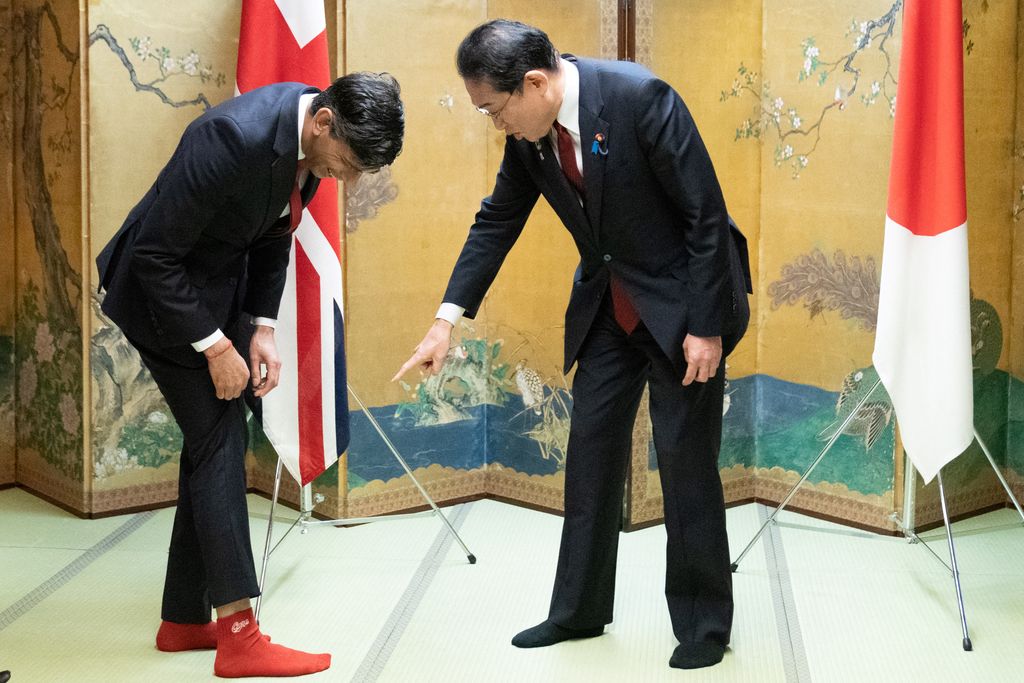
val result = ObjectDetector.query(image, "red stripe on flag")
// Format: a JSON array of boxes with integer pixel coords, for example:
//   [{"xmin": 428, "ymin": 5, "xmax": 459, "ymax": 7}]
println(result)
[
  {"xmin": 886, "ymin": 0, "xmax": 966, "ymax": 236},
  {"xmin": 295, "ymin": 242, "xmax": 324, "ymax": 484}
]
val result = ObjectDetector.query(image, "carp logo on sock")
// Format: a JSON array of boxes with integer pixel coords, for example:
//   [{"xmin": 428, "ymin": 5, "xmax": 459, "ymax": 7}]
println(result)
[{"xmin": 231, "ymin": 618, "xmax": 250, "ymax": 634}]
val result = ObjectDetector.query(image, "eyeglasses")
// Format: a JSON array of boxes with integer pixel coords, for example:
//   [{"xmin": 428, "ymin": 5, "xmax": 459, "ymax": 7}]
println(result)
[
  {"xmin": 341, "ymin": 152, "xmax": 378, "ymax": 175},
  {"xmin": 476, "ymin": 92, "xmax": 513, "ymax": 121},
  {"xmin": 326, "ymin": 155, "xmax": 380, "ymax": 182}
]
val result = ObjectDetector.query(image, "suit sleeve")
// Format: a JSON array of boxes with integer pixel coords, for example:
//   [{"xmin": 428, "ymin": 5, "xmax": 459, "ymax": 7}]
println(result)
[
  {"xmin": 441, "ymin": 140, "xmax": 540, "ymax": 319},
  {"xmin": 130, "ymin": 116, "xmax": 247, "ymax": 343},
  {"xmin": 242, "ymin": 230, "xmax": 292, "ymax": 320},
  {"xmin": 636, "ymin": 77, "xmax": 733, "ymax": 337}
]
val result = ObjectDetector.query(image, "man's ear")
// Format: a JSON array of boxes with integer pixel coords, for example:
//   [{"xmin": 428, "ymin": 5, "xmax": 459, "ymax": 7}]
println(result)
[
  {"xmin": 523, "ymin": 70, "xmax": 550, "ymax": 94},
  {"xmin": 312, "ymin": 107, "xmax": 333, "ymax": 135}
]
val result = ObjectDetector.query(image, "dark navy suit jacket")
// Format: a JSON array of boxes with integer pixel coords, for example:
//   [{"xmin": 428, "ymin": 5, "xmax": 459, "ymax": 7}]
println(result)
[
  {"xmin": 97, "ymin": 82, "xmax": 320, "ymax": 367},
  {"xmin": 443, "ymin": 57, "xmax": 752, "ymax": 374}
]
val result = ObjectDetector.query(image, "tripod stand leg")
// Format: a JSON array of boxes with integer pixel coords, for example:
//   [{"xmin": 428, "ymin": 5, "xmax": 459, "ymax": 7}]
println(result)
[
  {"xmin": 973, "ymin": 429, "xmax": 1024, "ymax": 525},
  {"xmin": 889, "ymin": 512, "xmax": 953, "ymax": 573},
  {"xmin": 348, "ymin": 384, "xmax": 476, "ymax": 564},
  {"xmin": 255, "ymin": 457, "xmax": 284, "ymax": 623},
  {"xmin": 937, "ymin": 471, "xmax": 972, "ymax": 651},
  {"xmin": 891, "ymin": 459, "xmax": 953, "ymax": 572},
  {"xmin": 731, "ymin": 378, "xmax": 883, "ymax": 572}
]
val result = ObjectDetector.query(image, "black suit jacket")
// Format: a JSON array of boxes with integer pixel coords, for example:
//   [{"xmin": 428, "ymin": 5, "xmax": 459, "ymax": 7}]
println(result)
[
  {"xmin": 443, "ymin": 57, "xmax": 752, "ymax": 374},
  {"xmin": 97, "ymin": 82, "xmax": 320, "ymax": 367}
]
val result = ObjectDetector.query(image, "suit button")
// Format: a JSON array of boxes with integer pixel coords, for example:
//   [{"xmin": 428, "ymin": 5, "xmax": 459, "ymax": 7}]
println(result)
[{"xmin": 603, "ymin": 254, "xmax": 612, "ymax": 262}]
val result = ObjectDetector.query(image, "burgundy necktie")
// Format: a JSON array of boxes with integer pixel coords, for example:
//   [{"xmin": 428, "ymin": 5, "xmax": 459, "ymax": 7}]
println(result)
[
  {"xmin": 553, "ymin": 121, "xmax": 585, "ymax": 196},
  {"xmin": 552, "ymin": 122, "xmax": 640, "ymax": 334},
  {"xmin": 288, "ymin": 173, "xmax": 303, "ymax": 233}
]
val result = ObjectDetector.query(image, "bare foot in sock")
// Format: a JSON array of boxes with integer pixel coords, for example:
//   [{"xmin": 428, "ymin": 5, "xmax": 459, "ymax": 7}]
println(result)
[{"xmin": 214, "ymin": 609, "xmax": 330, "ymax": 678}]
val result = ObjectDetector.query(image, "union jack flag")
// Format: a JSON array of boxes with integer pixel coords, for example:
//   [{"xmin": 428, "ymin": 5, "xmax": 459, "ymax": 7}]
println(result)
[{"xmin": 237, "ymin": 0, "xmax": 347, "ymax": 485}]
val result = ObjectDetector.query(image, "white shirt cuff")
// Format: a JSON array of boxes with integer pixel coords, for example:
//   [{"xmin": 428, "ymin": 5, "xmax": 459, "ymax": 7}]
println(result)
[
  {"xmin": 435, "ymin": 303, "xmax": 465, "ymax": 327},
  {"xmin": 252, "ymin": 317, "xmax": 277, "ymax": 329},
  {"xmin": 192, "ymin": 329, "xmax": 225, "ymax": 352}
]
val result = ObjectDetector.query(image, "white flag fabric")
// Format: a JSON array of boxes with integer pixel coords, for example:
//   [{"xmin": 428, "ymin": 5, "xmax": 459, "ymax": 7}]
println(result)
[
  {"xmin": 237, "ymin": 0, "xmax": 348, "ymax": 486},
  {"xmin": 872, "ymin": 0, "xmax": 973, "ymax": 483}
]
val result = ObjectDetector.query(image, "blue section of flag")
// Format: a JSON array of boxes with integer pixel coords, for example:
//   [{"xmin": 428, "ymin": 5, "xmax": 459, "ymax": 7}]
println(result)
[{"xmin": 334, "ymin": 301, "xmax": 349, "ymax": 455}]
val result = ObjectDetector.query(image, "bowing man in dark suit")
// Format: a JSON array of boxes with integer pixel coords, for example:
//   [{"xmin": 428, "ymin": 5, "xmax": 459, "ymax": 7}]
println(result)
[
  {"xmin": 393, "ymin": 21, "xmax": 751, "ymax": 670},
  {"xmin": 97, "ymin": 73, "xmax": 403, "ymax": 678}
]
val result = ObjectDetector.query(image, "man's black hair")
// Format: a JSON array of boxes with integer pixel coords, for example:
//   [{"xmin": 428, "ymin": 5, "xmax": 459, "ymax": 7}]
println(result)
[
  {"xmin": 456, "ymin": 19, "xmax": 559, "ymax": 94},
  {"xmin": 312, "ymin": 72, "xmax": 404, "ymax": 169}
]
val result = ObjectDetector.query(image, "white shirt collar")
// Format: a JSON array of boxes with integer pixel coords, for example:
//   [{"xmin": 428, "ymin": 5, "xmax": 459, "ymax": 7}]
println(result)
[
  {"xmin": 555, "ymin": 58, "xmax": 580, "ymax": 136},
  {"xmin": 297, "ymin": 92, "xmax": 316, "ymax": 161}
]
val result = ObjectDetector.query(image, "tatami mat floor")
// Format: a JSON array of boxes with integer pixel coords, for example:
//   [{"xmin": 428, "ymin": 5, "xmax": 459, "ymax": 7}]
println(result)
[{"xmin": 0, "ymin": 487, "xmax": 1022, "ymax": 682}]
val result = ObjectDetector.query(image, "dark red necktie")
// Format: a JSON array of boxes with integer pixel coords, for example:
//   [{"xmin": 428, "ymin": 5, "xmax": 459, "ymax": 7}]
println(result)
[
  {"xmin": 553, "ymin": 121, "xmax": 585, "ymax": 196},
  {"xmin": 288, "ymin": 173, "xmax": 303, "ymax": 233},
  {"xmin": 552, "ymin": 121, "xmax": 639, "ymax": 334}
]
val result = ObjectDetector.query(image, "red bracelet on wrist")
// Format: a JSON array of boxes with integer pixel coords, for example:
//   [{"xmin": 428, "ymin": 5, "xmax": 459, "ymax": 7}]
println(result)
[{"xmin": 206, "ymin": 341, "xmax": 231, "ymax": 359}]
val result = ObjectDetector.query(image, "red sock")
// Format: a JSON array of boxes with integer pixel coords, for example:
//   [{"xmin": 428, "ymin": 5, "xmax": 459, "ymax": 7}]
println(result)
[
  {"xmin": 156, "ymin": 620, "xmax": 218, "ymax": 652},
  {"xmin": 214, "ymin": 609, "xmax": 330, "ymax": 678}
]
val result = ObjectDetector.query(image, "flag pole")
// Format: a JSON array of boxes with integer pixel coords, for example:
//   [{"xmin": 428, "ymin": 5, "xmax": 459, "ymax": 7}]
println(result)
[
  {"xmin": 937, "ymin": 470, "xmax": 972, "ymax": 651},
  {"xmin": 901, "ymin": 452, "xmax": 917, "ymax": 532},
  {"xmin": 890, "ymin": 448, "xmax": 952, "ymax": 572},
  {"xmin": 731, "ymin": 377, "xmax": 882, "ymax": 572},
  {"xmin": 893, "ymin": 428, "xmax": 1024, "ymax": 576}
]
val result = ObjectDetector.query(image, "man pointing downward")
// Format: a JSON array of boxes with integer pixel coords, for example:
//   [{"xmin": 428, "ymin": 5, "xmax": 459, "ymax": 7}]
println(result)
[{"xmin": 395, "ymin": 20, "xmax": 750, "ymax": 670}]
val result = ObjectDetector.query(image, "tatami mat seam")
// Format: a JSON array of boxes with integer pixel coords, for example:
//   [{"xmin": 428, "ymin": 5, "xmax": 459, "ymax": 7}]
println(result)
[
  {"xmin": 760, "ymin": 504, "xmax": 812, "ymax": 683},
  {"xmin": 350, "ymin": 503, "xmax": 473, "ymax": 683},
  {"xmin": 0, "ymin": 511, "xmax": 156, "ymax": 632}
]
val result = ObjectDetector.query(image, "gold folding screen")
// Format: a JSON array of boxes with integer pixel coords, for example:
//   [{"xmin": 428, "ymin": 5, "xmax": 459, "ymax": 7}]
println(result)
[
  {"xmin": 2, "ymin": 1, "xmax": 1022, "ymax": 534},
  {"xmin": 0, "ymin": 0, "xmax": 15, "ymax": 488}
]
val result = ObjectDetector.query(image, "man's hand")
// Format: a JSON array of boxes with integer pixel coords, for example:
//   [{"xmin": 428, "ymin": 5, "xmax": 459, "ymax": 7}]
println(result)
[
  {"xmin": 681, "ymin": 334, "xmax": 722, "ymax": 386},
  {"xmin": 249, "ymin": 325, "xmax": 281, "ymax": 398},
  {"xmin": 204, "ymin": 337, "xmax": 250, "ymax": 400},
  {"xmin": 392, "ymin": 319, "xmax": 454, "ymax": 382}
]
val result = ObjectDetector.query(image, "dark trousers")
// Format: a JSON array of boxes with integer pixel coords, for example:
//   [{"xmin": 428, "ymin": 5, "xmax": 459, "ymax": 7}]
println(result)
[
  {"xmin": 133, "ymin": 340, "xmax": 260, "ymax": 624},
  {"xmin": 547, "ymin": 295, "xmax": 733, "ymax": 647}
]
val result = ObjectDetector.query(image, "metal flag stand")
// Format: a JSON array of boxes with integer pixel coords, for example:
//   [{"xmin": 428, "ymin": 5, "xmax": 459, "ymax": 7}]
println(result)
[
  {"xmin": 729, "ymin": 377, "xmax": 1024, "ymax": 651},
  {"xmin": 254, "ymin": 384, "xmax": 477, "ymax": 621}
]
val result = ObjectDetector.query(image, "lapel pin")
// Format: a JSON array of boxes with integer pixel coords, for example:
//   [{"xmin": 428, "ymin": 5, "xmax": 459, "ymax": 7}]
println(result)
[{"xmin": 591, "ymin": 133, "xmax": 608, "ymax": 156}]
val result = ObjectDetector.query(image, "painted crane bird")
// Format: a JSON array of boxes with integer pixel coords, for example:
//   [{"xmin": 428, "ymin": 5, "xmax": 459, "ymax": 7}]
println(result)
[
  {"xmin": 817, "ymin": 365, "xmax": 893, "ymax": 451},
  {"xmin": 514, "ymin": 359, "xmax": 545, "ymax": 416}
]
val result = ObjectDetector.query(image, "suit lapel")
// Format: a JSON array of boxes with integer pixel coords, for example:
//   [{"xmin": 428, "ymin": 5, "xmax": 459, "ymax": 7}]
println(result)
[
  {"xmin": 266, "ymin": 86, "xmax": 319, "ymax": 229},
  {"xmin": 268, "ymin": 107, "xmax": 300, "ymax": 229},
  {"xmin": 575, "ymin": 58, "xmax": 608, "ymax": 241},
  {"xmin": 532, "ymin": 137, "xmax": 592, "ymax": 239}
]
